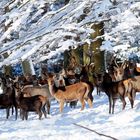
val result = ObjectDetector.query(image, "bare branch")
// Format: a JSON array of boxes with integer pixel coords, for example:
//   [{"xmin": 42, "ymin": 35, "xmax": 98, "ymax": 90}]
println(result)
[{"xmin": 73, "ymin": 123, "xmax": 118, "ymax": 140}]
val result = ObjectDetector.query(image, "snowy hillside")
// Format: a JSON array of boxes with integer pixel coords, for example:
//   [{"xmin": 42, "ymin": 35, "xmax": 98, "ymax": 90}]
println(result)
[
  {"xmin": 0, "ymin": 1, "xmax": 140, "ymax": 139},
  {"xmin": 0, "ymin": 90, "xmax": 140, "ymax": 140},
  {"xmin": 0, "ymin": 0, "xmax": 140, "ymax": 66}
]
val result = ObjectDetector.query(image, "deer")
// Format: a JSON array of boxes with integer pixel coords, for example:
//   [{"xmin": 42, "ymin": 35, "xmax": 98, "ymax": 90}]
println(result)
[
  {"xmin": 0, "ymin": 76, "xmax": 18, "ymax": 120},
  {"xmin": 18, "ymin": 84, "xmax": 53, "ymax": 115},
  {"xmin": 47, "ymin": 74, "xmax": 93, "ymax": 113},
  {"xmin": 118, "ymin": 75, "xmax": 140, "ymax": 110},
  {"xmin": 93, "ymin": 72, "xmax": 103, "ymax": 96},
  {"xmin": 58, "ymin": 68, "xmax": 80, "ymax": 108},
  {"xmin": 108, "ymin": 55, "xmax": 140, "ymax": 81},
  {"xmin": 109, "ymin": 57, "xmax": 140, "ymax": 112},
  {"xmin": 106, "ymin": 54, "xmax": 127, "ymax": 82},
  {"xmin": 93, "ymin": 55, "xmax": 135, "ymax": 114},
  {"xmin": 126, "ymin": 60, "xmax": 140, "ymax": 77},
  {"xmin": 15, "ymin": 88, "xmax": 47, "ymax": 120},
  {"xmin": 58, "ymin": 63, "xmax": 94, "ymax": 108},
  {"xmin": 94, "ymin": 71, "xmax": 134, "ymax": 114},
  {"xmin": 107, "ymin": 57, "xmax": 140, "ymax": 110}
]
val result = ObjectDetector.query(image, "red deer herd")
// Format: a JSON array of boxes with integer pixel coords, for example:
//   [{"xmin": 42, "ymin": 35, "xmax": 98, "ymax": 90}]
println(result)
[{"xmin": 0, "ymin": 56, "xmax": 140, "ymax": 120}]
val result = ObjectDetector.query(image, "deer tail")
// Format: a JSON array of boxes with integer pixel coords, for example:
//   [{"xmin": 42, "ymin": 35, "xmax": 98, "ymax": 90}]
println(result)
[
  {"xmin": 84, "ymin": 82, "xmax": 94, "ymax": 102},
  {"xmin": 86, "ymin": 81, "xmax": 94, "ymax": 102}
]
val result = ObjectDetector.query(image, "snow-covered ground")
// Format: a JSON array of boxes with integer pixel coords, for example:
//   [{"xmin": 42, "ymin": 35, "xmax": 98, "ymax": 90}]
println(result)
[
  {"xmin": 0, "ymin": 1, "xmax": 140, "ymax": 139},
  {"xmin": 0, "ymin": 89, "xmax": 140, "ymax": 140}
]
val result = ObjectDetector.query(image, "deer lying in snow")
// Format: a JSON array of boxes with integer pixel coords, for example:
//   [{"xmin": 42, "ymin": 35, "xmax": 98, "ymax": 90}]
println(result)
[{"xmin": 47, "ymin": 74, "xmax": 93, "ymax": 113}]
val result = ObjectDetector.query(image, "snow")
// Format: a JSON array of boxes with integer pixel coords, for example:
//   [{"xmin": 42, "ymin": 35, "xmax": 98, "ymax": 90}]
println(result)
[
  {"xmin": 113, "ymin": 44, "xmax": 129, "ymax": 52},
  {"xmin": 0, "ymin": 1, "xmax": 140, "ymax": 139},
  {"xmin": 0, "ymin": 90, "xmax": 140, "ymax": 140},
  {"xmin": 0, "ymin": 0, "xmax": 139, "ymax": 66}
]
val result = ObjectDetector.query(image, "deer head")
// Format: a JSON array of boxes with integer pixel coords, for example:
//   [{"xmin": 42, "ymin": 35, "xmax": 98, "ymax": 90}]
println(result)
[
  {"xmin": 107, "ymin": 55, "xmax": 127, "ymax": 81},
  {"xmin": 113, "ymin": 59, "xmax": 126, "ymax": 81}
]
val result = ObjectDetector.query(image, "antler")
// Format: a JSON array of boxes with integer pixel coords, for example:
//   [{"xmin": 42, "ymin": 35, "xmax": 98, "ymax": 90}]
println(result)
[
  {"xmin": 110, "ymin": 55, "xmax": 119, "ymax": 68},
  {"xmin": 121, "ymin": 60, "xmax": 127, "ymax": 69}
]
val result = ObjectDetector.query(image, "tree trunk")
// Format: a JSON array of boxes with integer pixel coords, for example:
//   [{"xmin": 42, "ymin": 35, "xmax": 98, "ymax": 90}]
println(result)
[
  {"xmin": 3, "ymin": 53, "xmax": 13, "ymax": 76},
  {"xmin": 21, "ymin": 59, "xmax": 35, "ymax": 76},
  {"xmin": 4, "ymin": 1, "xmax": 15, "ymax": 31},
  {"xmin": 90, "ymin": 22, "xmax": 105, "ymax": 73},
  {"xmin": 63, "ymin": 46, "xmax": 83, "ymax": 69},
  {"xmin": 64, "ymin": 22, "xmax": 104, "ymax": 82},
  {"xmin": 82, "ymin": 22, "xmax": 104, "ymax": 82}
]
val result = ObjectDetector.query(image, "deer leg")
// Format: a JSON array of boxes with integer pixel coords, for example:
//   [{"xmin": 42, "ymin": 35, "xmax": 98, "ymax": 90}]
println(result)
[
  {"xmin": 127, "ymin": 92, "xmax": 133, "ymax": 108},
  {"xmin": 71, "ymin": 101, "xmax": 78, "ymax": 108},
  {"xmin": 11, "ymin": 106, "xmax": 14, "ymax": 115},
  {"xmin": 70, "ymin": 101, "xmax": 74, "ymax": 108},
  {"xmin": 132, "ymin": 88, "xmax": 136, "ymax": 101},
  {"xmin": 128, "ymin": 96, "xmax": 134, "ymax": 109},
  {"xmin": 21, "ymin": 110, "xmax": 25, "ymax": 120},
  {"xmin": 87, "ymin": 98, "xmax": 93, "ymax": 108},
  {"xmin": 69, "ymin": 101, "xmax": 73, "ymax": 108},
  {"xmin": 25, "ymin": 112, "xmax": 28, "ymax": 120},
  {"xmin": 42, "ymin": 105, "xmax": 47, "ymax": 118},
  {"xmin": 79, "ymin": 98, "xmax": 85, "ymax": 110},
  {"xmin": 20, "ymin": 108, "xmax": 22, "ymax": 118},
  {"xmin": 37, "ymin": 109, "xmax": 42, "ymax": 120},
  {"xmin": 97, "ymin": 87, "xmax": 99, "ymax": 95},
  {"xmin": 20, "ymin": 109, "xmax": 23, "ymax": 120},
  {"xmin": 129, "ymin": 88, "xmax": 136, "ymax": 108},
  {"xmin": 6, "ymin": 107, "xmax": 10, "ymax": 119},
  {"xmin": 112, "ymin": 98, "xmax": 117, "ymax": 114},
  {"xmin": 46, "ymin": 100, "xmax": 50, "ymax": 114},
  {"xmin": 108, "ymin": 95, "xmax": 112, "ymax": 114},
  {"xmin": 14, "ymin": 106, "xmax": 18, "ymax": 120},
  {"xmin": 39, "ymin": 112, "xmax": 42, "ymax": 120},
  {"xmin": 74, "ymin": 101, "xmax": 78, "ymax": 108},
  {"xmin": 59, "ymin": 101, "xmax": 64, "ymax": 113},
  {"xmin": 120, "ymin": 96, "xmax": 126, "ymax": 110},
  {"xmin": 97, "ymin": 87, "xmax": 100, "ymax": 96}
]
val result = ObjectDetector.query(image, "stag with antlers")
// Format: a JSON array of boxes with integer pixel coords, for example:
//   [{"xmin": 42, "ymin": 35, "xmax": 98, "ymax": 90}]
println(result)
[{"xmin": 93, "ymin": 54, "xmax": 136, "ymax": 114}]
